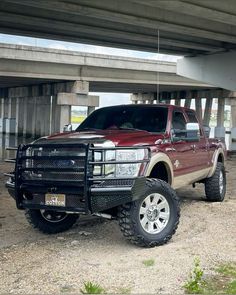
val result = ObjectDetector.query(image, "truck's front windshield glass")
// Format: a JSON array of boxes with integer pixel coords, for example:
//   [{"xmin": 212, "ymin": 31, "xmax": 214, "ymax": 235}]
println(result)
[{"xmin": 76, "ymin": 105, "xmax": 168, "ymax": 133}]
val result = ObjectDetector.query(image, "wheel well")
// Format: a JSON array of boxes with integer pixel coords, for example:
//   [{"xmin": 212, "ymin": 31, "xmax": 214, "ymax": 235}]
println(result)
[
  {"xmin": 217, "ymin": 153, "xmax": 224, "ymax": 163},
  {"xmin": 149, "ymin": 162, "xmax": 171, "ymax": 184}
]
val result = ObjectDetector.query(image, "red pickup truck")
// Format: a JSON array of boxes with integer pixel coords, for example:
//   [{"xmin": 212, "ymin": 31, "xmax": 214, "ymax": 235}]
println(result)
[{"xmin": 6, "ymin": 104, "xmax": 227, "ymax": 247}]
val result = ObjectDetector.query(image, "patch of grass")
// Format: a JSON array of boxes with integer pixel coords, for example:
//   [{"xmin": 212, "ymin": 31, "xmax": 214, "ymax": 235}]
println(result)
[
  {"xmin": 183, "ymin": 261, "xmax": 236, "ymax": 294},
  {"xmin": 142, "ymin": 258, "xmax": 155, "ymax": 267},
  {"xmin": 183, "ymin": 257, "xmax": 205, "ymax": 294},
  {"xmin": 80, "ymin": 281, "xmax": 105, "ymax": 294},
  {"xmin": 60, "ymin": 285, "xmax": 74, "ymax": 293},
  {"xmin": 118, "ymin": 287, "xmax": 132, "ymax": 294},
  {"xmin": 216, "ymin": 264, "xmax": 236, "ymax": 277},
  {"xmin": 227, "ymin": 280, "xmax": 236, "ymax": 294}
]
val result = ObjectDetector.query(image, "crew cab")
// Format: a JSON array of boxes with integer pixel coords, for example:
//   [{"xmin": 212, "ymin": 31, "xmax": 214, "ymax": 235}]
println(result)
[{"xmin": 6, "ymin": 104, "xmax": 227, "ymax": 247}]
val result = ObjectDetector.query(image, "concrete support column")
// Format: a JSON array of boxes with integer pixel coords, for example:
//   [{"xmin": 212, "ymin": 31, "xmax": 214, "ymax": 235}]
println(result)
[
  {"xmin": 23, "ymin": 97, "xmax": 36, "ymax": 137},
  {"xmin": 130, "ymin": 93, "xmax": 155, "ymax": 105},
  {"xmin": 21, "ymin": 96, "xmax": 51, "ymax": 137},
  {"xmin": 52, "ymin": 104, "xmax": 71, "ymax": 134},
  {"xmin": 164, "ymin": 99, "xmax": 171, "ymax": 104},
  {"xmin": 195, "ymin": 98, "xmax": 202, "ymax": 121},
  {"xmin": 203, "ymin": 97, "xmax": 213, "ymax": 126},
  {"xmin": 88, "ymin": 106, "xmax": 95, "ymax": 115},
  {"xmin": 0, "ymin": 98, "xmax": 4, "ymax": 118},
  {"xmin": 3, "ymin": 98, "xmax": 9, "ymax": 118},
  {"xmin": 7, "ymin": 97, "xmax": 16, "ymax": 118},
  {"xmin": 6, "ymin": 97, "xmax": 17, "ymax": 134},
  {"xmin": 15, "ymin": 98, "xmax": 24, "ymax": 135},
  {"xmin": 52, "ymin": 95, "xmax": 72, "ymax": 134},
  {"xmin": 174, "ymin": 99, "xmax": 181, "ymax": 106},
  {"xmin": 230, "ymin": 98, "xmax": 236, "ymax": 151},
  {"xmin": 215, "ymin": 98, "xmax": 225, "ymax": 138},
  {"xmin": 35, "ymin": 96, "xmax": 51, "ymax": 137},
  {"xmin": 184, "ymin": 98, "xmax": 192, "ymax": 108},
  {"xmin": 0, "ymin": 98, "xmax": 6, "ymax": 133}
]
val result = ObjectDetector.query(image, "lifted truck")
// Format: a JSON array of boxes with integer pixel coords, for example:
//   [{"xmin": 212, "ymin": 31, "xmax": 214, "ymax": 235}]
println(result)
[{"xmin": 6, "ymin": 104, "xmax": 227, "ymax": 247}]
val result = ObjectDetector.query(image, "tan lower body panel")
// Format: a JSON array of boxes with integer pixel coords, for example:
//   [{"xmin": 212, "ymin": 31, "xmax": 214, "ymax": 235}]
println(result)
[{"xmin": 173, "ymin": 167, "xmax": 211, "ymax": 189}]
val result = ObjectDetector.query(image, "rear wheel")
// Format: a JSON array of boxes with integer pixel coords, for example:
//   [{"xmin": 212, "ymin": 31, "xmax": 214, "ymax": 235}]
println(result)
[
  {"xmin": 118, "ymin": 179, "xmax": 180, "ymax": 247},
  {"xmin": 25, "ymin": 209, "xmax": 79, "ymax": 234},
  {"xmin": 204, "ymin": 162, "xmax": 226, "ymax": 202}
]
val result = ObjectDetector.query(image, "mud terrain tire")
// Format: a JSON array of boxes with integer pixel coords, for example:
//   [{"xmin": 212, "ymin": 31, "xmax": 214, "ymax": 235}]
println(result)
[
  {"xmin": 25, "ymin": 209, "xmax": 79, "ymax": 234},
  {"xmin": 205, "ymin": 162, "xmax": 226, "ymax": 202},
  {"xmin": 118, "ymin": 179, "xmax": 180, "ymax": 247}
]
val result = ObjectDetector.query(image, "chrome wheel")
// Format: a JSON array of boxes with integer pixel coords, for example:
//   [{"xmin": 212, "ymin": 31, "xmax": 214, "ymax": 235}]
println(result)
[
  {"xmin": 219, "ymin": 170, "xmax": 224, "ymax": 194},
  {"xmin": 139, "ymin": 193, "xmax": 170, "ymax": 234},
  {"xmin": 40, "ymin": 210, "xmax": 68, "ymax": 223}
]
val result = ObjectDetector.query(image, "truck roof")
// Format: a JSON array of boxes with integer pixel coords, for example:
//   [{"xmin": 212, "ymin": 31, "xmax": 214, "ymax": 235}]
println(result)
[{"xmin": 99, "ymin": 103, "xmax": 195, "ymax": 112}]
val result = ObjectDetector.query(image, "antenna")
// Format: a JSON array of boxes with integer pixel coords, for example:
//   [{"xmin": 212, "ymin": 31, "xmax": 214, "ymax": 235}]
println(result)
[{"xmin": 156, "ymin": 29, "xmax": 160, "ymax": 104}]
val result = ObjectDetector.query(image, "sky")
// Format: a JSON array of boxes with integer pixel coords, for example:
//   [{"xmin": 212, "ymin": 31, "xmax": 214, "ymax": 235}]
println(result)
[{"xmin": 0, "ymin": 33, "xmax": 181, "ymax": 108}]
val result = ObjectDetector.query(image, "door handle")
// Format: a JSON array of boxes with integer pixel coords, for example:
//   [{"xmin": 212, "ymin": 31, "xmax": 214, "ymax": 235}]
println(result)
[{"xmin": 165, "ymin": 147, "xmax": 176, "ymax": 152}]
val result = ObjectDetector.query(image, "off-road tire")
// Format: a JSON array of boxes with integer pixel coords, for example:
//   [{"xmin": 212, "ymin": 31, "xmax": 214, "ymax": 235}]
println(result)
[
  {"xmin": 25, "ymin": 209, "xmax": 79, "ymax": 234},
  {"xmin": 117, "ymin": 179, "xmax": 180, "ymax": 247},
  {"xmin": 205, "ymin": 162, "xmax": 226, "ymax": 202}
]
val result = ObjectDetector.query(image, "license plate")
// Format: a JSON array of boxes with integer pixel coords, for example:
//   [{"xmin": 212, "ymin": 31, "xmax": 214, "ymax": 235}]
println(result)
[{"xmin": 45, "ymin": 194, "xmax": 66, "ymax": 207}]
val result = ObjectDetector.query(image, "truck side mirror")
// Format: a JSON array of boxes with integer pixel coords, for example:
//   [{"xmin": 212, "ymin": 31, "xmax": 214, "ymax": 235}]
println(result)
[
  {"xmin": 63, "ymin": 124, "xmax": 73, "ymax": 132},
  {"xmin": 186, "ymin": 123, "xmax": 200, "ymax": 141},
  {"xmin": 203, "ymin": 125, "xmax": 211, "ymax": 138}
]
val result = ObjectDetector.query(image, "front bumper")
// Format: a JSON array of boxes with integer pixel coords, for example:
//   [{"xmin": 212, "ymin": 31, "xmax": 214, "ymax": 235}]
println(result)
[
  {"xmin": 7, "ymin": 142, "xmax": 150, "ymax": 214},
  {"xmin": 6, "ymin": 177, "xmax": 147, "ymax": 213}
]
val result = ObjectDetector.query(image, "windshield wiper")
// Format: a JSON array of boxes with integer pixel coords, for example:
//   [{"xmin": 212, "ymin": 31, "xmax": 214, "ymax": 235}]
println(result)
[
  {"xmin": 77, "ymin": 127, "xmax": 101, "ymax": 131},
  {"xmin": 118, "ymin": 127, "xmax": 147, "ymax": 132}
]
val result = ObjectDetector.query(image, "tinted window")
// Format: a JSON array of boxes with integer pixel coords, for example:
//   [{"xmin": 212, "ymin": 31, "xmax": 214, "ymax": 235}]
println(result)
[
  {"xmin": 172, "ymin": 111, "xmax": 186, "ymax": 131},
  {"xmin": 186, "ymin": 110, "xmax": 198, "ymax": 123},
  {"xmin": 77, "ymin": 106, "xmax": 168, "ymax": 133}
]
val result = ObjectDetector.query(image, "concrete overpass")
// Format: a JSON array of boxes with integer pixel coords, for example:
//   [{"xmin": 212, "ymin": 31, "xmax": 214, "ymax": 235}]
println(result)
[
  {"xmin": 0, "ymin": 43, "xmax": 235, "ymax": 150},
  {"xmin": 1, "ymin": 0, "xmax": 236, "ymax": 91},
  {"xmin": 0, "ymin": 0, "xmax": 235, "ymax": 56},
  {"xmin": 0, "ymin": 43, "xmax": 212, "ymax": 93}
]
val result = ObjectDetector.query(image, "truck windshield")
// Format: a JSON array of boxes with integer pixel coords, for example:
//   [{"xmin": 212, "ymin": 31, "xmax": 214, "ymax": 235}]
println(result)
[{"xmin": 76, "ymin": 106, "xmax": 168, "ymax": 133}]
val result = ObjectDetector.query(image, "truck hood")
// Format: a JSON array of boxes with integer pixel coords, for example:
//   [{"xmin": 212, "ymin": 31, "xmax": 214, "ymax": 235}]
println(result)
[{"xmin": 35, "ymin": 129, "xmax": 165, "ymax": 146}]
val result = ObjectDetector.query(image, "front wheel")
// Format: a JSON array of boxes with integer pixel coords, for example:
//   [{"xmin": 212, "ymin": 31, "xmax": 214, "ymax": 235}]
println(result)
[
  {"xmin": 118, "ymin": 179, "xmax": 180, "ymax": 247},
  {"xmin": 25, "ymin": 209, "xmax": 79, "ymax": 234}
]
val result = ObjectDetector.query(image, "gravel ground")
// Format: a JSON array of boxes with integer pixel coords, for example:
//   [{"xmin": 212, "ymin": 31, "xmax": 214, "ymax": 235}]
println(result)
[{"xmin": 0, "ymin": 158, "xmax": 236, "ymax": 294}]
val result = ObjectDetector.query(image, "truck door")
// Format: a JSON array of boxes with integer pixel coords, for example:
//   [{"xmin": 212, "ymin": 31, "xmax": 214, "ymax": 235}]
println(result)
[
  {"xmin": 185, "ymin": 109, "xmax": 211, "ymax": 172},
  {"xmin": 170, "ymin": 109, "xmax": 195, "ymax": 179}
]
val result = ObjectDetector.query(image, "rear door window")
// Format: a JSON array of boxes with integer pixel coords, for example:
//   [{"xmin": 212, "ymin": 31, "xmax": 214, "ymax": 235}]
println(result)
[
  {"xmin": 172, "ymin": 110, "xmax": 187, "ymax": 139},
  {"xmin": 185, "ymin": 110, "xmax": 198, "ymax": 123}
]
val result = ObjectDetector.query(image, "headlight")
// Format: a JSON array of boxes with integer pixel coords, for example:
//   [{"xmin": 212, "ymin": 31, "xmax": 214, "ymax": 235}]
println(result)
[
  {"xmin": 93, "ymin": 148, "xmax": 148, "ymax": 178},
  {"xmin": 116, "ymin": 149, "xmax": 147, "ymax": 177}
]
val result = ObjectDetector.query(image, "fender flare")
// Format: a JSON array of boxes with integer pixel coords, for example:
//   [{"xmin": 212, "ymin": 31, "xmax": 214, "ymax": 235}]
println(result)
[
  {"xmin": 145, "ymin": 152, "xmax": 174, "ymax": 186},
  {"xmin": 207, "ymin": 148, "xmax": 225, "ymax": 178}
]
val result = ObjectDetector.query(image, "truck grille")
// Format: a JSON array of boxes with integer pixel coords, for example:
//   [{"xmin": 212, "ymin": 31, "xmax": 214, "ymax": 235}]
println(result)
[{"xmin": 19, "ymin": 144, "xmax": 89, "ymax": 184}]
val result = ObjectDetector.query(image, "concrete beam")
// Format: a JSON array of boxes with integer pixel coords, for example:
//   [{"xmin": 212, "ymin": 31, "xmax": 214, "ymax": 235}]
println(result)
[
  {"xmin": 71, "ymin": 81, "xmax": 89, "ymax": 94},
  {"xmin": 57, "ymin": 93, "xmax": 99, "ymax": 107},
  {"xmin": 1, "ymin": 0, "xmax": 236, "ymax": 57},
  {"xmin": 138, "ymin": 0, "xmax": 236, "ymax": 27},
  {"xmin": 177, "ymin": 51, "xmax": 236, "ymax": 91},
  {"xmin": 0, "ymin": 43, "xmax": 216, "ymax": 94},
  {"xmin": 2, "ymin": 0, "xmax": 236, "ymax": 46}
]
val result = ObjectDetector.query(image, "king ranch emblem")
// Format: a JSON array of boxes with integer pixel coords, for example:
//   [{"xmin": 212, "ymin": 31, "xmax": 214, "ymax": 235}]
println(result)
[{"xmin": 174, "ymin": 160, "xmax": 180, "ymax": 169}]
